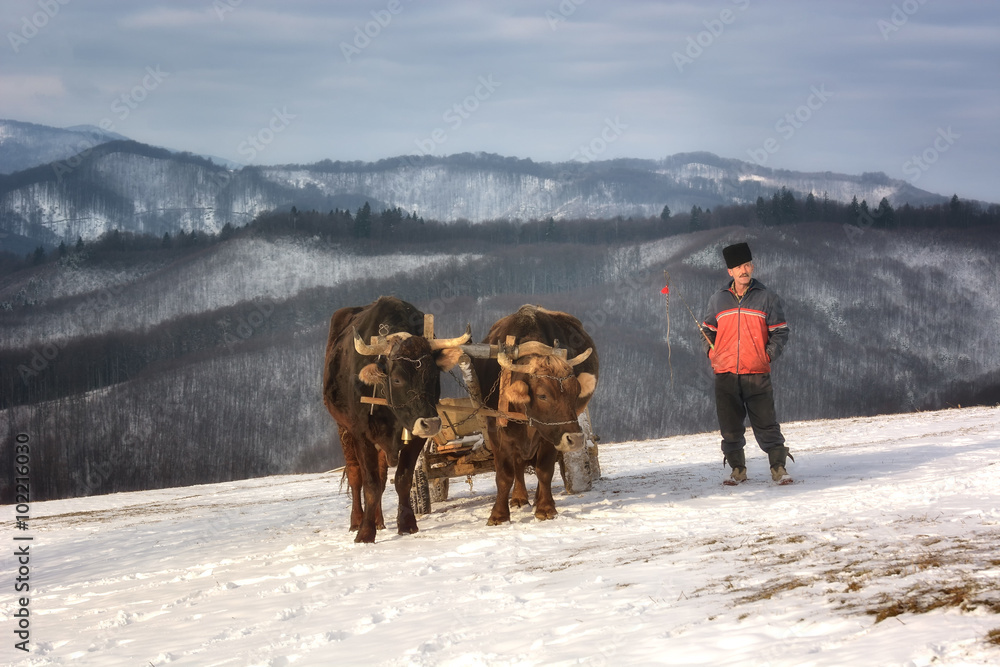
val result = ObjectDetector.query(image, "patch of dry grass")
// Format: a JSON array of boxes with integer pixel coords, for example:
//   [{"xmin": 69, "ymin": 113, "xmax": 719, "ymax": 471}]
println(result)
[
  {"xmin": 868, "ymin": 583, "xmax": 977, "ymax": 623},
  {"xmin": 738, "ymin": 577, "xmax": 812, "ymax": 604}
]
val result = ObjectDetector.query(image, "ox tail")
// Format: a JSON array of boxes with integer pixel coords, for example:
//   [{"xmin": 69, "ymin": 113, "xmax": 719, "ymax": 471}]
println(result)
[{"xmin": 328, "ymin": 465, "xmax": 348, "ymax": 493}]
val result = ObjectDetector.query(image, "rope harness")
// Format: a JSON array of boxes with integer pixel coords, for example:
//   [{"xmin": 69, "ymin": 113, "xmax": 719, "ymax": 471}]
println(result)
[
  {"xmin": 364, "ymin": 322, "xmax": 582, "ymax": 430},
  {"xmin": 443, "ymin": 360, "xmax": 582, "ymax": 430}
]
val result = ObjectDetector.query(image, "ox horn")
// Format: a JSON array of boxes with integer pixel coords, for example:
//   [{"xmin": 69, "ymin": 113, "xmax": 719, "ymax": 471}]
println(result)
[
  {"xmin": 353, "ymin": 327, "xmax": 389, "ymax": 356},
  {"xmin": 567, "ymin": 347, "xmax": 593, "ymax": 366},
  {"xmin": 428, "ymin": 324, "xmax": 472, "ymax": 350},
  {"xmin": 496, "ymin": 350, "xmax": 533, "ymax": 375},
  {"xmin": 385, "ymin": 331, "xmax": 413, "ymax": 344},
  {"xmin": 514, "ymin": 341, "xmax": 568, "ymax": 360}
]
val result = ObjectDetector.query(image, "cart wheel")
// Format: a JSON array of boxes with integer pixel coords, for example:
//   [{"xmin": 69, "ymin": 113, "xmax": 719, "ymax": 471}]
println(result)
[
  {"xmin": 411, "ymin": 452, "xmax": 432, "ymax": 516},
  {"xmin": 559, "ymin": 443, "xmax": 599, "ymax": 494},
  {"xmin": 429, "ymin": 477, "xmax": 449, "ymax": 503}
]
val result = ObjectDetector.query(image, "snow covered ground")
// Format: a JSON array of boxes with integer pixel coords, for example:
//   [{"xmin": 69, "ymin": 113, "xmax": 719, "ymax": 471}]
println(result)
[{"xmin": 5, "ymin": 406, "xmax": 1000, "ymax": 666}]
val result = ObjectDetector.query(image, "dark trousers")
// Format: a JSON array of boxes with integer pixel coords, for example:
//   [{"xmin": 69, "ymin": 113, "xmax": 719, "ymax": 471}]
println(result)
[{"xmin": 714, "ymin": 373, "xmax": 784, "ymax": 456}]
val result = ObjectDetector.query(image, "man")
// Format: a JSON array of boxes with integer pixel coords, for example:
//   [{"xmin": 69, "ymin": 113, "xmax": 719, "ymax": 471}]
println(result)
[{"xmin": 701, "ymin": 242, "xmax": 793, "ymax": 485}]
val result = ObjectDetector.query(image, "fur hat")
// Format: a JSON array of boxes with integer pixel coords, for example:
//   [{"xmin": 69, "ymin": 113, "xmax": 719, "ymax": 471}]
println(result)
[{"xmin": 723, "ymin": 242, "xmax": 752, "ymax": 269}]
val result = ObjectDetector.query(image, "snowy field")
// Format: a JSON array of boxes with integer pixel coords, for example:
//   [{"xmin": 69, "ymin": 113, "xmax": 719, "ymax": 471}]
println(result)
[{"xmin": 5, "ymin": 406, "xmax": 1000, "ymax": 666}]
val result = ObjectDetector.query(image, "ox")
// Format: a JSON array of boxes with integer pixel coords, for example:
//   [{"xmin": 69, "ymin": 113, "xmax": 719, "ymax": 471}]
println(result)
[
  {"xmin": 472, "ymin": 305, "xmax": 598, "ymax": 525},
  {"xmin": 322, "ymin": 296, "xmax": 469, "ymax": 543}
]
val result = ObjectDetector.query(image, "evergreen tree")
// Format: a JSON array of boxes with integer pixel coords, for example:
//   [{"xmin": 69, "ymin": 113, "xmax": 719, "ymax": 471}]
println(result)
[
  {"xmin": 660, "ymin": 205, "xmax": 671, "ymax": 221},
  {"xmin": 162, "ymin": 232, "xmax": 172, "ymax": 248},
  {"xmin": 780, "ymin": 187, "xmax": 797, "ymax": 224},
  {"xmin": 76, "ymin": 236, "xmax": 85, "ymax": 252},
  {"xmin": 689, "ymin": 205, "xmax": 702, "ymax": 231},
  {"xmin": 353, "ymin": 202, "xmax": 372, "ymax": 238},
  {"xmin": 876, "ymin": 197, "xmax": 896, "ymax": 229},
  {"xmin": 948, "ymin": 195, "xmax": 965, "ymax": 228},
  {"xmin": 755, "ymin": 196, "xmax": 770, "ymax": 225},
  {"xmin": 848, "ymin": 195, "xmax": 861, "ymax": 222},
  {"xmin": 33, "ymin": 245, "xmax": 46, "ymax": 265},
  {"xmin": 804, "ymin": 192, "xmax": 818, "ymax": 220},
  {"xmin": 58, "ymin": 241, "xmax": 68, "ymax": 258}
]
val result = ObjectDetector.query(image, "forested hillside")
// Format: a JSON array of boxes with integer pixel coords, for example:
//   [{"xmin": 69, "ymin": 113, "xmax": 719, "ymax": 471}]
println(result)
[
  {"xmin": 2, "ymin": 133, "xmax": 965, "ymax": 254},
  {"xmin": 2, "ymin": 202, "xmax": 998, "ymax": 503}
]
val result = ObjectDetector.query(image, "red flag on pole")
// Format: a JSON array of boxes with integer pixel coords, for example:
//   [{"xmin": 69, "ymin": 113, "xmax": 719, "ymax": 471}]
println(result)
[{"xmin": 660, "ymin": 284, "xmax": 670, "ymax": 294}]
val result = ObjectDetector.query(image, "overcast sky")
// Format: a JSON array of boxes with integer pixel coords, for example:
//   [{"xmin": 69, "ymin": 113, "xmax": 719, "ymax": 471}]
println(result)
[{"xmin": 2, "ymin": 0, "xmax": 998, "ymax": 202}]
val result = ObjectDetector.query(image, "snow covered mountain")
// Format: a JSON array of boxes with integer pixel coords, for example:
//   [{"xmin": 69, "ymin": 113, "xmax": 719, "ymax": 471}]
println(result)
[
  {"xmin": 0, "ymin": 120, "xmax": 954, "ymax": 249},
  {"xmin": 8, "ymin": 405, "xmax": 999, "ymax": 666},
  {"xmin": 0, "ymin": 119, "xmax": 129, "ymax": 175}
]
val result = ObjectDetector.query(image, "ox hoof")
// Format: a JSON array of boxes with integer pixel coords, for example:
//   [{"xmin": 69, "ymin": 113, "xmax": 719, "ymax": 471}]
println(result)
[
  {"xmin": 397, "ymin": 520, "xmax": 419, "ymax": 535},
  {"xmin": 509, "ymin": 496, "xmax": 529, "ymax": 509},
  {"xmin": 354, "ymin": 529, "xmax": 376, "ymax": 544},
  {"xmin": 487, "ymin": 514, "xmax": 510, "ymax": 526},
  {"xmin": 534, "ymin": 507, "xmax": 557, "ymax": 521}
]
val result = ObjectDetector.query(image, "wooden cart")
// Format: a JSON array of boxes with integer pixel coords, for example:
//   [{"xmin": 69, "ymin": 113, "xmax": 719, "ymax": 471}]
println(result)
[
  {"xmin": 360, "ymin": 316, "xmax": 600, "ymax": 514},
  {"xmin": 409, "ymin": 346, "xmax": 600, "ymax": 515}
]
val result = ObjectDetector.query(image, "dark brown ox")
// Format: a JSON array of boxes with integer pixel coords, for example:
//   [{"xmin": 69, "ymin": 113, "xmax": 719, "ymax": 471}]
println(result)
[
  {"xmin": 471, "ymin": 305, "xmax": 598, "ymax": 525},
  {"xmin": 322, "ymin": 296, "xmax": 469, "ymax": 543}
]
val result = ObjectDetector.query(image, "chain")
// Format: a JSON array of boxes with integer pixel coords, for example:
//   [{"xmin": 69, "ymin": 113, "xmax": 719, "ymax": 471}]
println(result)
[
  {"xmin": 441, "ymin": 365, "xmax": 581, "ymax": 428},
  {"xmin": 395, "ymin": 354, "xmax": 431, "ymax": 369},
  {"xmin": 374, "ymin": 351, "xmax": 434, "ymax": 410}
]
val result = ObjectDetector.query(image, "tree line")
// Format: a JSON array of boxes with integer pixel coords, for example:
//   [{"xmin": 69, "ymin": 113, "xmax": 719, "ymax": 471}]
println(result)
[{"xmin": 5, "ymin": 190, "xmax": 997, "ymax": 279}]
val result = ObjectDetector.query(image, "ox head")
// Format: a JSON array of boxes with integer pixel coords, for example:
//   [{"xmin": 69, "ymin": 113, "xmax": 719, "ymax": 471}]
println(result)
[
  {"xmin": 498, "ymin": 344, "xmax": 597, "ymax": 456},
  {"xmin": 354, "ymin": 326, "xmax": 470, "ymax": 459}
]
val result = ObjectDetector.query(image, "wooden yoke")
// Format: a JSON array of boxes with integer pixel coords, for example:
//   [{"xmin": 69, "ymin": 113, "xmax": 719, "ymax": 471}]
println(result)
[
  {"xmin": 424, "ymin": 313, "xmax": 434, "ymax": 340},
  {"xmin": 496, "ymin": 335, "xmax": 516, "ymax": 426},
  {"xmin": 359, "ymin": 314, "xmax": 434, "ymax": 411}
]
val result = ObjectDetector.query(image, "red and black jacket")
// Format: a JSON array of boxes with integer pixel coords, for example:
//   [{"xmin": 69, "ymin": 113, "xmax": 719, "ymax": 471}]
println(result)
[{"xmin": 701, "ymin": 279, "xmax": 788, "ymax": 375}]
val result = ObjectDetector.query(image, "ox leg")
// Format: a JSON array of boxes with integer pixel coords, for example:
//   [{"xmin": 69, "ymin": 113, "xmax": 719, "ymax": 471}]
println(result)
[
  {"xmin": 532, "ymin": 435, "xmax": 559, "ymax": 521},
  {"xmin": 488, "ymin": 425, "xmax": 518, "ymax": 525},
  {"xmin": 355, "ymin": 436, "xmax": 382, "ymax": 544},
  {"xmin": 393, "ymin": 438, "xmax": 423, "ymax": 535},
  {"xmin": 339, "ymin": 429, "xmax": 364, "ymax": 532},
  {"xmin": 376, "ymin": 449, "xmax": 388, "ymax": 530},
  {"xmin": 510, "ymin": 452, "xmax": 530, "ymax": 509}
]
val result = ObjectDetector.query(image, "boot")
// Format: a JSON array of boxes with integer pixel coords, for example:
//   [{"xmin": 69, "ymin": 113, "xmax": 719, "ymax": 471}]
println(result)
[
  {"xmin": 723, "ymin": 450, "xmax": 747, "ymax": 486},
  {"xmin": 767, "ymin": 446, "xmax": 794, "ymax": 484}
]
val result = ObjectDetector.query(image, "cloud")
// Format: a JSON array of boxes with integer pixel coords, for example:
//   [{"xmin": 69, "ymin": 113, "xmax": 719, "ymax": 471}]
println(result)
[{"xmin": 0, "ymin": 0, "xmax": 997, "ymax": 202}]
